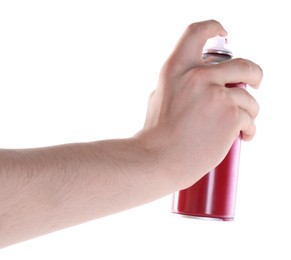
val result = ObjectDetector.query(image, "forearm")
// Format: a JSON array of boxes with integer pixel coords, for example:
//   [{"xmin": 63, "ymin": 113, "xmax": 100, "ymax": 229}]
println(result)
[{"xmin": 0, "ymin": 138, "xmax": 172, "ymax": 248}]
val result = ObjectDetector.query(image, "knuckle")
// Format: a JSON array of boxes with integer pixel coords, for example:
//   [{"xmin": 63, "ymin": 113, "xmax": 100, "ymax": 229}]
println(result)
[
  {"xmin": 233, "ymin": 58, "xmax": 263, "ymax": 85},
  {"xmin": 204, "ymin": 86, "xmax": 231, "ymax": 114},
  {"xmin": 186, "ymin": 19, "xmax": 220, "ymax": 33},
  {"xmin": 188, "ymin": 67, "xmax": 212, "ymax": 86},
  {"xmin": 245, "ymin": 91, "xmax": 260, "ymax": 117},
  {"xmin": 242, "ymin": 121, "xmax": 256, "ymax": 141},
  {"xmin": 160, "ymin": 58, "xmax": 183, "ymax": 78},
  {"xmin": 186, "ymin": 22, "xmax": 201, "ymax": 33},
  {"xmin": 250, "ymin": 96, "xmax": 260, "ymax": 117},
  {"xmin": 234, "ymin": 58, "xmax": 253, "ymax": 73},
  {"xmin": 210, "ymin": 85, "xmax": 228, "ymax": 102}
]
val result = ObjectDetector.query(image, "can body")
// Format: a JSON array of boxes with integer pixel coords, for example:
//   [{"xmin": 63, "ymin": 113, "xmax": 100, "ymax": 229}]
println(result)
[
  {"xmin": 171, "ymin": 36, "xmax": 242, "ymax": 221},
  {"xmin": 172, "ymin": 137, "xmax": 241, "ymax": 221}
]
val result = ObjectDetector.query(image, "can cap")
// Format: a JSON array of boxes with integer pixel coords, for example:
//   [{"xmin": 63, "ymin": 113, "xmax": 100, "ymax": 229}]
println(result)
[{"xmin": 203, "ymin": 36, "xmax": 232, "ymax": 57}]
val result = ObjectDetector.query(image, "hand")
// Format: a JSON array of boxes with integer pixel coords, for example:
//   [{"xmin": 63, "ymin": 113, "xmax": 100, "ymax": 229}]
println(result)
[{"xmin": 136, "ymin": 20, "xmax": 263, "ymax": 189}]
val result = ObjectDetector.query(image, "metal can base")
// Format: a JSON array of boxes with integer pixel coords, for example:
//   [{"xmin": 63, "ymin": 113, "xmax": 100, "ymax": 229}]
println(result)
[{"xmin": 171, "ymin": 211, "xmax": 233, "ymax": 221}]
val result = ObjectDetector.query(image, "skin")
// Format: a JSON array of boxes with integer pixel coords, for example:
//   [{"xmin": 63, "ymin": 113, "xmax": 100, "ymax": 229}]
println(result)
[{"xmin": 0, "ymin": 20, "xmax": 263, "ymax": 248}]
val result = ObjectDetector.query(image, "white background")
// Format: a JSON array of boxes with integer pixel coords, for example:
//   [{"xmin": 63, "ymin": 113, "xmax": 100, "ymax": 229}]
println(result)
[{"xmin": 0, "ymin": 0, "xmax": 290, "ymax": 259}]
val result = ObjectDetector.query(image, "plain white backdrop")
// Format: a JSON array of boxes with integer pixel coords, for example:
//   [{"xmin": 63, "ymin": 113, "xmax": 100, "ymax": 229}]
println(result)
[{"xmin": 0, "ymin": 0, "xmax": 290, "ymax": 259}]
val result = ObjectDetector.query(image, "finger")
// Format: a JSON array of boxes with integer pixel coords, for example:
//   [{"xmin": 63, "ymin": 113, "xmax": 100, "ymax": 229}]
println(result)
[
  {"xmin": 241, "ymin": 122, "xmax": 256, "ymax": 141},
  {"xmin": 213, "ymin": 58, "xmax": 263, "ymax": 89},
  {"xmin": 167, "ymin": 20, "xmax": 227, "ymax": 75},
  {"xmin": 227, "ymin": 87, "xmax": 260, "ymax": 118},
  {"xmin": 239, "ymin": 113, "xmax": 257, "ymax": 141}
]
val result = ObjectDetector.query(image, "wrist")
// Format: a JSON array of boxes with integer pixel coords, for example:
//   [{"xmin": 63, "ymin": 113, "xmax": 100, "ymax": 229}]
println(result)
[{"xmin": 134, "ymin": 129, "xmax": 187, "ymax": 191}]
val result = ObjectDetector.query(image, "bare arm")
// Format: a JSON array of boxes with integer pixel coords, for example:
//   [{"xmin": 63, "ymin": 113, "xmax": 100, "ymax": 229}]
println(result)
[
  {"xmin": 0, "ymin": 138, "xmax": 174, "ymax": 248},
  {"xmin": 0, "ymin": 20, "xmax": 263, "ymax": 248}
]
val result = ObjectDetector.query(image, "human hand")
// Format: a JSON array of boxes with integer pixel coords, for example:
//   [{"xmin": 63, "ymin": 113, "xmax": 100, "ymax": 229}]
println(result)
[{"xmin": 136, "ymin": 20, "xmax": 263, "ymax": 189}]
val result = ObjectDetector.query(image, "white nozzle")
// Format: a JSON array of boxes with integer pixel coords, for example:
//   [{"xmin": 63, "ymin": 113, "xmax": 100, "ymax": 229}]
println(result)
[{"xmin": 203, "ymin": 36, "xmax": 232, "ymax": 56}]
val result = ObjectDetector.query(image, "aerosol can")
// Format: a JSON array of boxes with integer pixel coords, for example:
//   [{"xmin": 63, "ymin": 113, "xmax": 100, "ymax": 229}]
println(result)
[{"xmin": 171, "ymin": 36, "xmax": 245, "ymax": 221}]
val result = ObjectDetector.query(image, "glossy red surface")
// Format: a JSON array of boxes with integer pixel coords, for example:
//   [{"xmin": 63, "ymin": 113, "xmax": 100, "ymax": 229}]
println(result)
[{"xmin": 172, "ymin": 137, "xmax": 241, "ymax": 221}]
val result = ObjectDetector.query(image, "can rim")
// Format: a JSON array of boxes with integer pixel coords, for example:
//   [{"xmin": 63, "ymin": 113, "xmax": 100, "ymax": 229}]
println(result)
[{"xmin": 203, "ymin": 48, "xmax": 233, "ymax": 57}]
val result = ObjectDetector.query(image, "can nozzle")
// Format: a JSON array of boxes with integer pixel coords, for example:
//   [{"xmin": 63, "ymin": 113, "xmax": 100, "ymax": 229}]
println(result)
[
  {"xmin": 202, "ymin": 36, "xmax": 232, "ymax": 64},
  {"xmin": 203, "ymin": 36, "xmax": 232, "ymax": 56}
]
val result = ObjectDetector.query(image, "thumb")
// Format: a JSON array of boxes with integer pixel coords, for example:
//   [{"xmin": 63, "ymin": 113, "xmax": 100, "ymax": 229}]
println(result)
[{"xmin": 167, "ymin": 20, "xmax": 227, "ymax": 75}]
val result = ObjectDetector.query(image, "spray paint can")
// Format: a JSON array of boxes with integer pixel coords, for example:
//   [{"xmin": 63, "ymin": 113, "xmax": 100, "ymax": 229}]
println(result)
[{"xmin": 171, "ymin": 36, "xmax": 244, "ymax": 221}]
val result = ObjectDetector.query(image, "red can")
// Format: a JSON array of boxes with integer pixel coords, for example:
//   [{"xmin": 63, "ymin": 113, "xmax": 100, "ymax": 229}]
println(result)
[{"xmin": 171, "ymin": 36, "xmax": 244, "ymax": 221}]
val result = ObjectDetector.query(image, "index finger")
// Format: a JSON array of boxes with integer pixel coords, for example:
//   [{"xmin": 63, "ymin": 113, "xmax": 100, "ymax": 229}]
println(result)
[
  {"xmin": 167, "ymin": 20, "xmax": 227, "ymax": 75},
  {"xmin": 213, "ymin": 58, "xmax": 263, "ymax": 89}
]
